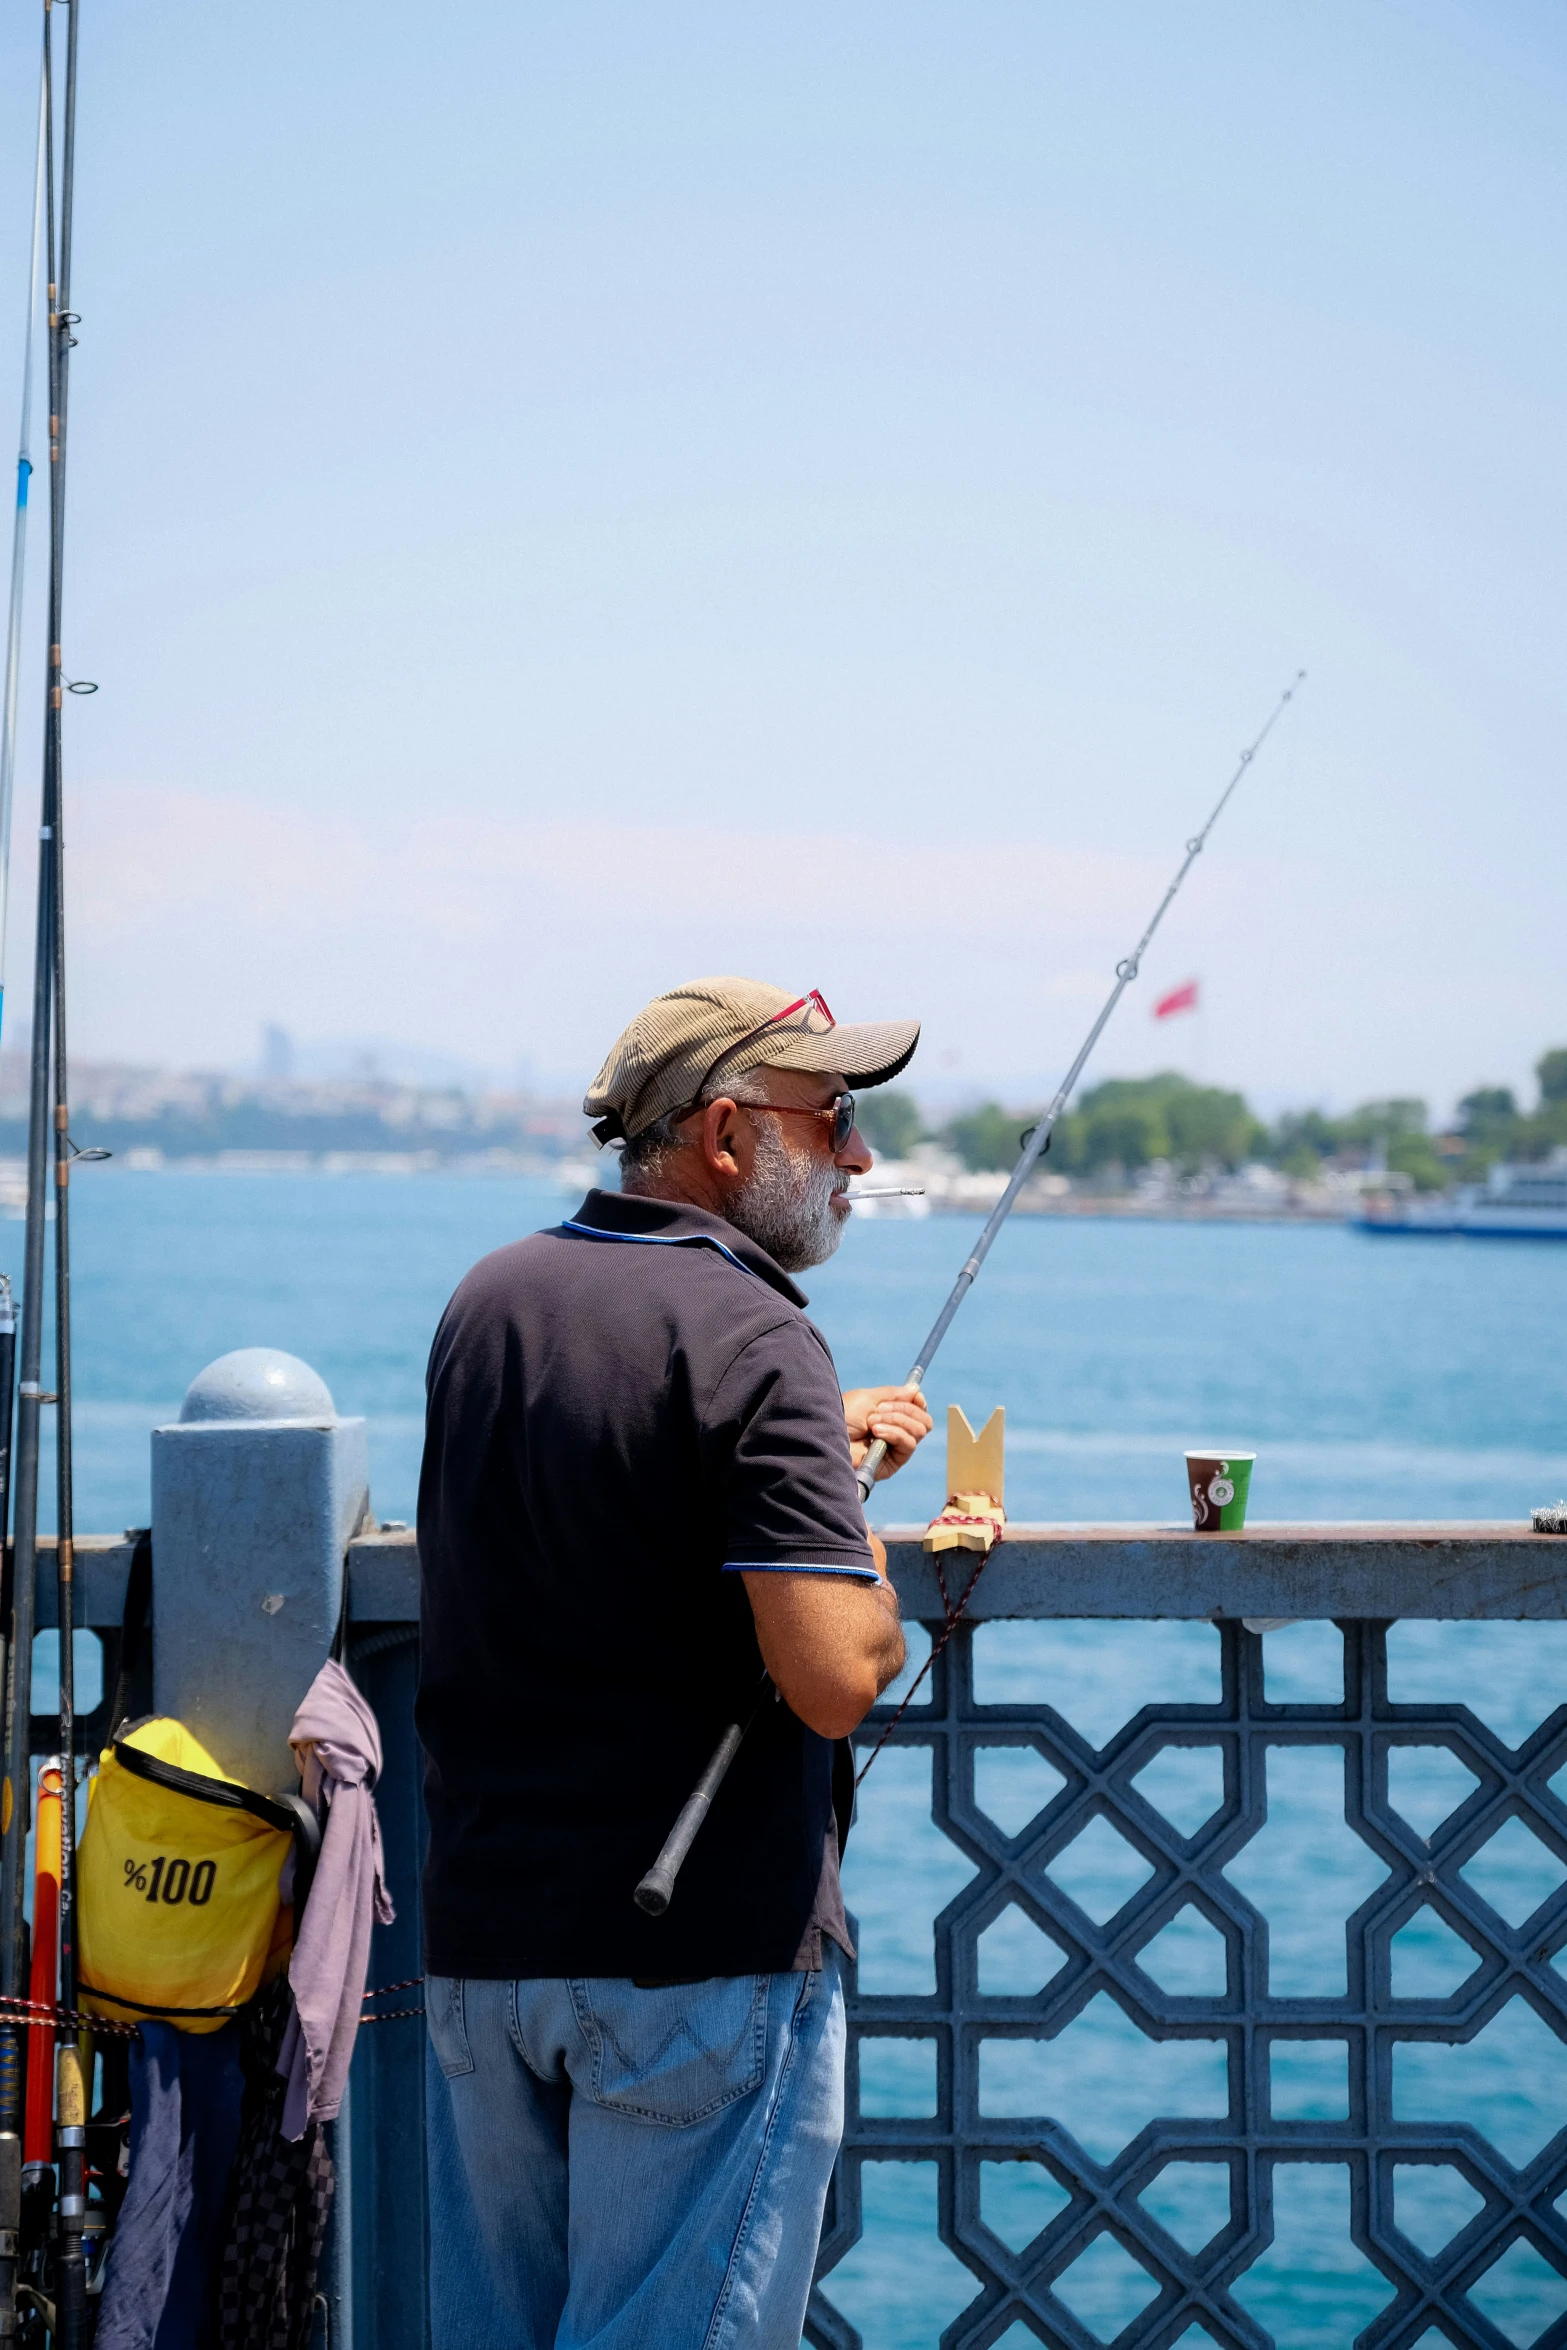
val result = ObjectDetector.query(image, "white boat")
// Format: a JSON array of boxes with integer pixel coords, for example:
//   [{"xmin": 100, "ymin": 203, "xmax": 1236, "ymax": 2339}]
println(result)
[{"xmin": 1359, "ymin": 1154, "xmax": 1567, "ymax": 1238}]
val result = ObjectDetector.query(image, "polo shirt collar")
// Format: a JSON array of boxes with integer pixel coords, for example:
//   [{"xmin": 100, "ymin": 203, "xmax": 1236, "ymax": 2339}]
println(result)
[{"xmin": 564, "ymin": 1189, "xmax": 809, "ymax": 1308}]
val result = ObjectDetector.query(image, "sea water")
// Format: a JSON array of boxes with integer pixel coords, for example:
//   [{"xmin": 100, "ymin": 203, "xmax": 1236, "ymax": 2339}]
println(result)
[
  {"xmin": 34, "ymin": 1171, "xmax": 1567, "ymax": 1531},
  {"xmin": 22, "ymin": 1172, "xmax": 1567, "ymax": 2348}
]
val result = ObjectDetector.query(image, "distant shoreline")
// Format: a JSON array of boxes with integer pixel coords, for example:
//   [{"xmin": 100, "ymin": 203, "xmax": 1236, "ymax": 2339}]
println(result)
[{"xmin": 0, "ymin": 1150, "xmax": 1361, "ymax": 1224}]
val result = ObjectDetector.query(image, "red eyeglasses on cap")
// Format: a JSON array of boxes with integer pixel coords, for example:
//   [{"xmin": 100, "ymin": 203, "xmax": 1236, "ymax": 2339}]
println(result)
[
  {"xmin": 583, "ymin": 975, "xmax": 918, "ymax": 1146},
  {"xmin": 768, "ymin": 990, "xmax": 836, "ymax": 1033},
  {"xmin": 679, "ymin": 987, "xmax": 839, "ymax": 1113},
  {"xmin": 677, "ymin": 991, "xmax": 856, "ymax": 1150}
]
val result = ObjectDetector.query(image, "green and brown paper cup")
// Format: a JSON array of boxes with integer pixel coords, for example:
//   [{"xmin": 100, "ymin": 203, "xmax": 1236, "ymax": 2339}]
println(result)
[{"xmin": 1185, "ymin": 1451, "xmax": 1255, "ymax": 1533}]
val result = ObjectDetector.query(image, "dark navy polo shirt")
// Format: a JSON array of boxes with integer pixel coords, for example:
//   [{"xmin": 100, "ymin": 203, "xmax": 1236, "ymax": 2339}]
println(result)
[{"xmin": 416, "ymin": 1187, "xmax": 877, "ymax": 1978}]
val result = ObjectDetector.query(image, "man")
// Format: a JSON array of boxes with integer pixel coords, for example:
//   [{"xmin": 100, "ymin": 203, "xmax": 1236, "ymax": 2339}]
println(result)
[{"xmin": 417, "ymin": 976, "xmax": 933, "ymax": 2349}]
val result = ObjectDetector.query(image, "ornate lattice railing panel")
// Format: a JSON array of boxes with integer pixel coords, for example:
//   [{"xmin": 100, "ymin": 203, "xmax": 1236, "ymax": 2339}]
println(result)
[{"xmin": 806, "ymin": 1617, "xmax": 1567, "ymax": 2350}]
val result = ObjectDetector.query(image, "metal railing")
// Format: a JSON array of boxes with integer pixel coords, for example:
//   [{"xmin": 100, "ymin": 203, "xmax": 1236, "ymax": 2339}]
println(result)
[{"xmin": 806, "ymin": 1525, "xmax": 1567, "ymax": 2350}]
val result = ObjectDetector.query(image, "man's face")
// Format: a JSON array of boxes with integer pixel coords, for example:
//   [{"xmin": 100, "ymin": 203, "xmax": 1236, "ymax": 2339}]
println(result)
[{"xmin": 720, "ymin": 1066, "xmax": 870, "ymax": 1272}]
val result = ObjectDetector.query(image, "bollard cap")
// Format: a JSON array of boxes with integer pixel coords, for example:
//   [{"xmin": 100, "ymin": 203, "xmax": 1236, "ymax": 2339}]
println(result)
[{"xmin": 178, "ymin": 1348, "xmax": 337, "ymax": 1426}]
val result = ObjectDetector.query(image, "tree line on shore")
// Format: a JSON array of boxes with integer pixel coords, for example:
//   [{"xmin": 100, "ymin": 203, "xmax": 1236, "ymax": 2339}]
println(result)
[{"xmin": 857, "ymin": 1048, "xmax": 1567, "ymax": 1192}]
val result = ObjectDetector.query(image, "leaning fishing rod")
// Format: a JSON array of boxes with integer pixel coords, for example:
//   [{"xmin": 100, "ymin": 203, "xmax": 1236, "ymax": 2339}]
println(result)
[
  {"xmin": 0, "ymin": 24, "xmax": 48, "ymax": 1047},
  {"xmin": 634, "ymin": 671, "xmax": 1306, "ymax": 1917},
  {"xmin": 0, "ymin": 0, "xmax": 57, "ymax": 2276},
  {"xmin": 0, "ymin": 3, "xmax": 93, "ymax": 2339},
  {"xmin": 0, "ymin": 32, "xmax": 49, "ymax": 2328},
  {"xmin": 45, "ymin": 3, "xmax": 91, "ymax": 2340}
]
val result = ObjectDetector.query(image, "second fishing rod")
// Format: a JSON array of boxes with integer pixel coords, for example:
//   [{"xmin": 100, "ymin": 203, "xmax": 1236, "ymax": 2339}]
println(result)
[
  {"xmin": 0, "ymin": 0, "xmax": 94, "ymax": 2339},
  {"xmin": 634, "ymin": 672, "xmax": 1306, "ymax": 1918}
]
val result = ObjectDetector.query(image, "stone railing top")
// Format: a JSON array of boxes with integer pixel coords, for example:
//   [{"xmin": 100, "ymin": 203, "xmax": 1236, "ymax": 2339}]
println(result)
[
  {"xmin": 348, "ymin": 1522, "xmax": 1567, "ymax": 1624},
  {"xmin": 35, "ymin": 1522, "xmax": 1567, "ymax": 1632},
  {"xmin": 869, "ymin": 1520, "xmax": 1567, "ymax": 1621}
]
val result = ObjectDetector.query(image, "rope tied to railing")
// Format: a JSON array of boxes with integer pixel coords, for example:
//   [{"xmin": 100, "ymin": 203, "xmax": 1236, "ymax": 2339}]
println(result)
[
  {"xmin": 0, "ymin": 1976, "xmax": 431, "ymax": 2041},
  {"xmin": 358, "ymin": 1975, "xmax": 425, "ymax": 2023},
  {"xmin": 853, "ymin": 1541, "xmax": 996, "ymax": 1787},
  {"xmin": 0, "ymin": 1991, "xmax": 138, "ymax": 2039}
]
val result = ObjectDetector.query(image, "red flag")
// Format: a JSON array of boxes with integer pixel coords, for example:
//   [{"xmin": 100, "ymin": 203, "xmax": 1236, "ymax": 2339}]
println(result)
[{"xmin": 1152, "ymin": 979, "xmax": 1199, "ymax": 1021}]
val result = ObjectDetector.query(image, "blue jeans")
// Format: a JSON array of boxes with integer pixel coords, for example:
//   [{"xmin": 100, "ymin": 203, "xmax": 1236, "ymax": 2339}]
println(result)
[{"xmin": 425, "ymin": 1955, "xmax": 845, "ymax": 2350}]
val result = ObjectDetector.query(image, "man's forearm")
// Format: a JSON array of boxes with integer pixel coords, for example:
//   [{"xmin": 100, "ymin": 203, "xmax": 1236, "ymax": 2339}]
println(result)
[
  {"xmin": 866, "ymin": 1535, "xmax": 907, "ymax": 1693},
  {"xmin": 869, "ymin": 1582, "xmax": 907, "ymax": 1695}
]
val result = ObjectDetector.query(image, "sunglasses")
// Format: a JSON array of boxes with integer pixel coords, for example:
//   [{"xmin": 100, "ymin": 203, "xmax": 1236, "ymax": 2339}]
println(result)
[{"xmin": 741, "ymin": 1093, "xmax": 858, "ymax": 1152}]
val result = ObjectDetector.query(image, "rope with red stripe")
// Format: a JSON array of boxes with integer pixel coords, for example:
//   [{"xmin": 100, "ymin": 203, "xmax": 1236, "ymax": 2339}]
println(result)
[{"xmin": 0, "ymin": 1974, "xmax": 432, "ymax": 2038}]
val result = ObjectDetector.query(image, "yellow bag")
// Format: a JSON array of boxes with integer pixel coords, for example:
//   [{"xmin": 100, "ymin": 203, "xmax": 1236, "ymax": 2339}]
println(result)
[{"xmin": 78, "ymin": 1719, "xmax": 298, "ymax": 2035}]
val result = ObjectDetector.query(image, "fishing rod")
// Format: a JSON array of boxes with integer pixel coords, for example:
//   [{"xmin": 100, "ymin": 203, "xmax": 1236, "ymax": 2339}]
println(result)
[
  {"xmin": 0, "ymin": 0, "xmax": 57, "ymax": 2290},
  {"xmin": 45, "ymin": 1, "xmax": 90, "ymax": 2336},
  {"xmin": 0, "ymin": 2, "xmax": 93, "ymax": 2338},
  {"xmin": 0, "ymin": 37, "xmax": 46, "ymax": 2324},
  {"xmin": 635, "ymin": 671, "xmax": 1306, "ymax": 1917},
  {"xmin": 0, "ymin": 26, "xmax": 48, "ymax": 1043},
  {"xmin": 850, "ymin": 670, "xmax": 1305, "ymax": 1495}
]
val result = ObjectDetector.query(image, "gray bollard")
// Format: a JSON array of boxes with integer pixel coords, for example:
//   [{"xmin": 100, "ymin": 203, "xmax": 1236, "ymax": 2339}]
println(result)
[{"xmin": 150, "ymin": 1348, "xmax": 370, "ymax": 1794}]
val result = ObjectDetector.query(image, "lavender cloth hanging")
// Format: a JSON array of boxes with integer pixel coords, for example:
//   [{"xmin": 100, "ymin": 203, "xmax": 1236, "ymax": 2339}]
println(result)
[{"xmin": 277, "ymin": 1658, "xmax": 394, "ymax": 2140}]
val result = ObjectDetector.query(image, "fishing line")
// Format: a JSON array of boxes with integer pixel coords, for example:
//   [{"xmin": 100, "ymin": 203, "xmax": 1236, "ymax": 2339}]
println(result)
[{"xmin": 635, "ymin": 672, "xmax": 1307, "ymax": 1916}]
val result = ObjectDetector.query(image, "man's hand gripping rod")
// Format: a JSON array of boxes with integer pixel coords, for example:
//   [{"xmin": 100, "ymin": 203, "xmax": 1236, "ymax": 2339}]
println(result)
[{"xmin": 635, "ymin": 673, "xmax": 1305, "ymax": 1916}]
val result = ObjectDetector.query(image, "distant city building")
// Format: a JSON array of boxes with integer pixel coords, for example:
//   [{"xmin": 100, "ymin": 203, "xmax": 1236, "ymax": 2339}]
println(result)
[
  {"xmin": 261, "ymin": 1024, "xmax": 296, "ymax": 1081},
  {"xmin": 0, "ymin": 1051, "xmax": 591, "ymax": 1172}
]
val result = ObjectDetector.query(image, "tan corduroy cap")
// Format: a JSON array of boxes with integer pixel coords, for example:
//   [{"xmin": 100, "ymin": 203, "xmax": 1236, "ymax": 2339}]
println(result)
[{"xmin": 584, "ymin": 977, "xmax": 921, "ymax": 1145}]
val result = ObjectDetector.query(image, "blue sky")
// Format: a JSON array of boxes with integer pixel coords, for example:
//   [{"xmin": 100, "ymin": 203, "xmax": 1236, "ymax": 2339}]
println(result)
[{"xmin": 0, "ymin": 0, "xmax": 1562, "ymax": 1114}]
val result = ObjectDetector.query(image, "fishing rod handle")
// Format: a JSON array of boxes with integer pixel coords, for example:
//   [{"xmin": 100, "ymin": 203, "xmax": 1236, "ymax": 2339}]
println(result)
[
  {"xmin": 633, "ymin": 1720, "xmax": 747, "ymax": 1916},
  {"xmin": 855, "ymin": 1440, "xmax": 887, "ymax": 1503}
]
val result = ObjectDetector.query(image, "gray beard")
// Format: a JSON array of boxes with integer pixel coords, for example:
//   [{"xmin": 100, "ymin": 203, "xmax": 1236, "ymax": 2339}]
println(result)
[{"xmin": 724, "ymin": 1117, "xmax": 845, "ymax": 1273}]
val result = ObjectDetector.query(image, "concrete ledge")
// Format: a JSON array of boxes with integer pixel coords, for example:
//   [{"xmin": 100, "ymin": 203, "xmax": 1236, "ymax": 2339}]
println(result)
[
  {"xmin": 875, "ymin": 1521, "xmax": 1567, "ymax": 1620},
  {"xmin": 339, "ymin": 1522, "xmax": 1567, "ymax": 1625},
  {"xmin": 347, "ymin": 1527, "xmax": 420, "ymax": 1621},
  {"xmin": 36, "ymin": 1526, "xmax": 1562, "ymax": 1638}
]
